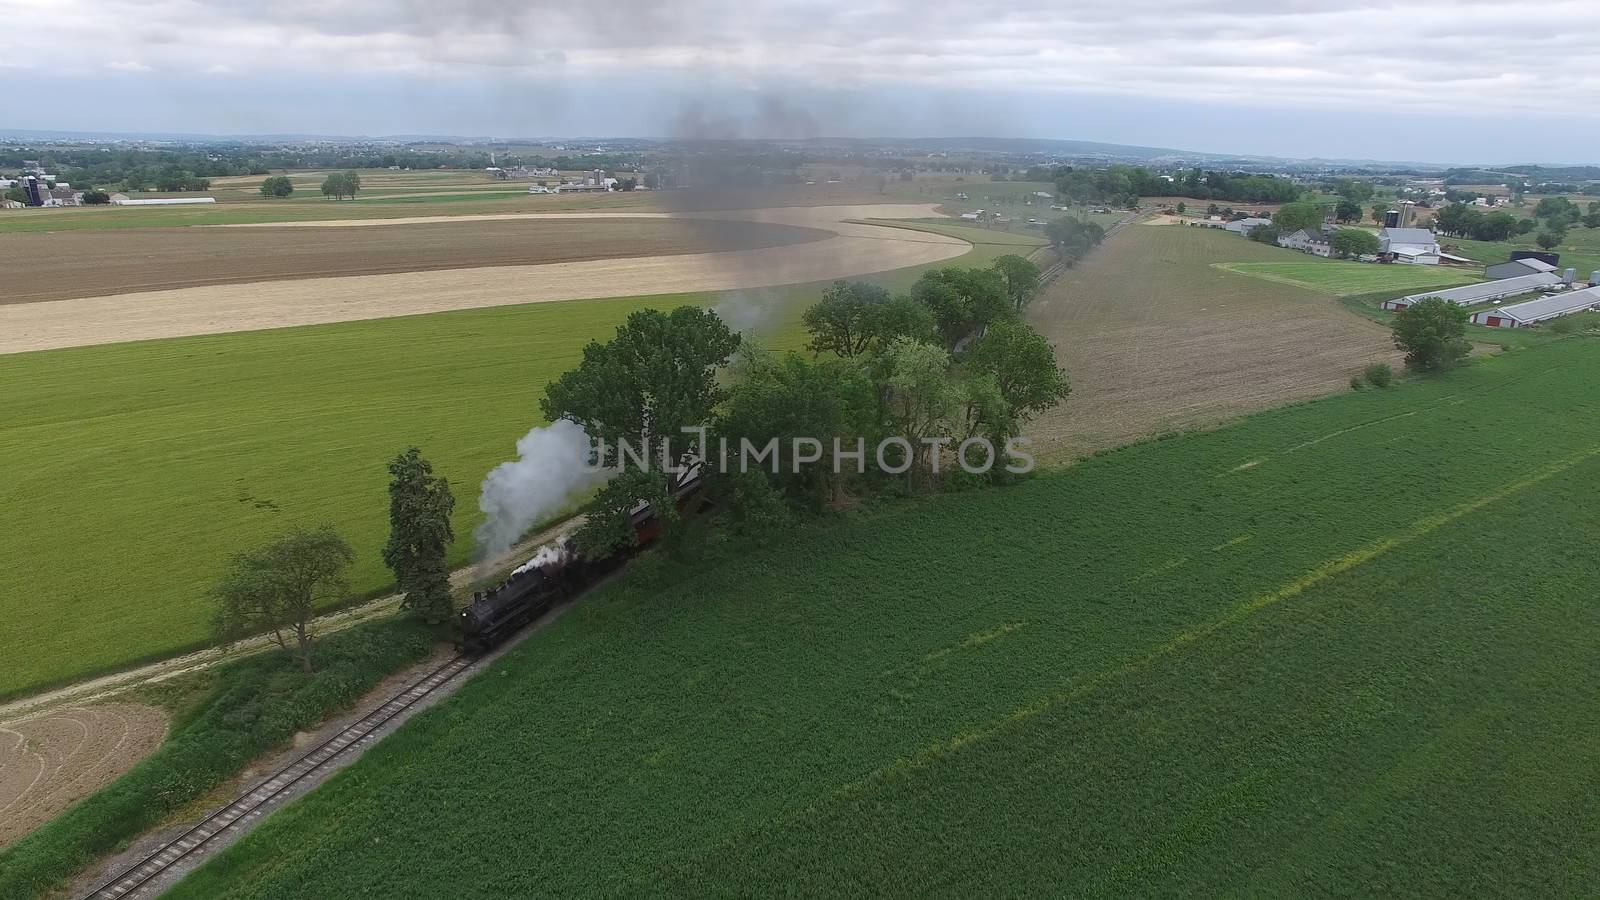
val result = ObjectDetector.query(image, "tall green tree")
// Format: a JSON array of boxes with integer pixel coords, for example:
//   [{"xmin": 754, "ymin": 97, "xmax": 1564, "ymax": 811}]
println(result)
[
  {"xmin": 1330, "ymin": 228, "xmax": 1380, "ymax": 258},
  {"xmin": 990, "ymin": 254, "xmax": 1042, "ymax": 311},
  {"xmin": 1392, "ymin": 298, "xmax": 1470, "ymax": 373},
  {"xmin": 1272, "ymin": 201, "xmax": 1324, "ymax": 233},
  {"xmin": 1334, "ymin": 199, "xmax": 1362, "ymax": 223},
  {"xmin": 213, "ymin": 525, "xmax": 354, "ymax": 672},
  {"xmin": 910, "ymin": 267, "xmax": 1013, "ymax": 350},
  {"xmin": 962, "ymin": 320, "xmax": 1070, "ymax": 424},
  {"xmin": 260, "ymin": 175, "xmax": 294, "ymax": 198},
  {"xmin": 802, "ymin": 280, "xmax": 892, "ymax": 357},
  {"xmin": 382, "ymin": 447, "xmax": 456, "ymax": 625},
  {"xmin": 542, "ymin": 307, "xmax": 739, "ymax": 553}
]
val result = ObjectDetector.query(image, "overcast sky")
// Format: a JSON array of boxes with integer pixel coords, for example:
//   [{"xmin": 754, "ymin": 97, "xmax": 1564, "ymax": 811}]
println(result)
[{"xmin": 6, "ymin": 0, "xmax": 1600, "ymax": 164}]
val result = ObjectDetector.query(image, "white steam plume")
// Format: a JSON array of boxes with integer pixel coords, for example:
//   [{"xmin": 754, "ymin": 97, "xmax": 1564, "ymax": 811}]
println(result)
[{"xmin": 475, "ymin": 419, "xmax": 608, "ymax": 558}]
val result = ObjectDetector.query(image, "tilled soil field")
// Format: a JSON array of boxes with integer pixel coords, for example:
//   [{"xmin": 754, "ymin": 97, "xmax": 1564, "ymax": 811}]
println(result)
[
  {"xmin": 0, "ymin": 217, "xmax": 829, "ymax": 306},
  {"xmin": 0, "ymin": 704, "xmax": 168, "ymax": 846},
  {"xmin": 1027, "ymin": 224, "xmax": 1401, "ymax": 459}
]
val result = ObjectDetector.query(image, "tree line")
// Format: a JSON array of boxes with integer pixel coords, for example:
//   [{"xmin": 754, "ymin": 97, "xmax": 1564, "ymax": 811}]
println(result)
[{"xmin": 1054, "ymin": 165, "xmax": 1302, "ymax": 207}]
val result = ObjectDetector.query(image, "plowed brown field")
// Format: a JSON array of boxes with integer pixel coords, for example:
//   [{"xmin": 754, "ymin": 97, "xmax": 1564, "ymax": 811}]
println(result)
[
  {"xmin": 1027, "ymin": 225, "xmax": 1400, "ymax": 459},
  {"xmin": 0, "ymin": 217, "xmax": 828, "ymax": 306}
]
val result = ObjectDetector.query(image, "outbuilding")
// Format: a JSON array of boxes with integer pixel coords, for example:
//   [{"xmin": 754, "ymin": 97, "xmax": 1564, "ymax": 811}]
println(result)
[
  {"xmin": 1485, "ymin": 257, "xmax": 1558, "ymax": 280},
  {"xmin": 1469, "ymin": 286, "xmax": 1600, "ymax": 328}
]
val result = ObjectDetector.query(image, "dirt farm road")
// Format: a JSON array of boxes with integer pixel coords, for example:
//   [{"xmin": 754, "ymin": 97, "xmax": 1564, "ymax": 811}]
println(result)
[{"xmin": 0, "ymin": 205, "xmax": 967, "ymax": 355}]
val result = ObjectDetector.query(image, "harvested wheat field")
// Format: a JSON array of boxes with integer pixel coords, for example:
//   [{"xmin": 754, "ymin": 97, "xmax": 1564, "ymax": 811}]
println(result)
[
  {"xmin": 0, "ymin": 217, "xmax": 829, "ymax": 306},
  {"xmin": 1028, "ymin": 225, "xmax": 1400, "ymax": 459},
  {"xmin": 0, "ymin": 704, "xmax": 168, "ymax": 846},
  {"xmin": 0, "ymin": 205, "xmax": 965, "ymax": 355}
]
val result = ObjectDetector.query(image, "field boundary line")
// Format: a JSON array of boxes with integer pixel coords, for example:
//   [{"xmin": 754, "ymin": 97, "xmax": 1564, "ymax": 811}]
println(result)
[{"xmin": 663, "ymin": 444, "xmax": 1600, "ymax": 868}]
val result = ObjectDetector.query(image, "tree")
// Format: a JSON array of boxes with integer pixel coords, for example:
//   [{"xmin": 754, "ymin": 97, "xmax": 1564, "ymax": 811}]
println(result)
[
  {"xmin": 1371, "ymin": 203, "xmax": 1389, "ymax": 225},
  {"xmin": 320, "ymin": 171, "xmax": 361, "ymax": 200},
  {"xmin": 717, "ymin": 348, "xmax": 877, "ymax": 507},
  {"xmin": 260, "ymin": 175, "xmax": 294, "ymax": 198},
  {"xmin": 1471, "ymin": 211, "xmax": 1518, "ymax": 242},
  {"xmin": 80, "ymin": 190, "xmax": 110, "ymax": 205},
  {"xmin": 910, "ymin": 266, "xmax": 1012, "ymax": 350},
  {"xmin": 1536, "ymin": 229, "xmax": 1564, "ymax": 250},
  {"xmin": 213, "ymin": 525, "xmax": 354, "ymax": 672},
  {"xmin": 990, "ymin": 254, "xmax": 1042, "ymax": 311},
  {"xmin": 1247, "ymin": 224, "xmax": 1279, "ymax": 244},
  {"xmin": 1272, "ymin": 201, "xmax": 1324, "ymax": 233},
  {"xmin": 541, "ymin": 307, "xmax": 739, "ymax": 551},
  {"xmin": 1330, "ymin": 228, "xmax": 1380, "ymax": 258},
  {"xmin": 879, "ymin": 337, "xmax": 961, "ymax": 487},
  {"xmin": 1391, "ymin": 298, "xmax": 1470, "ymax": 373},
  {"xmin": 1334, "ymin": 199, "xmax": 1362, "ymax": 223},
  {"xmin": 962, "ymin": 320, "xmax": 1069, "ymax": 423},
  {"xmin": 4, "ymin": 186, "xmax": 25, "ymax": 204},
  {"xmin": 1175, "ymin": 201, "xmax": 1186, "ymax": 214},
  {"xmin": 802, "ymin": 280, "xmax": 892, "ymax": 357},
  {"xmin": 382, "ymin": 448, "xmax": 456, "ymax": 625}
]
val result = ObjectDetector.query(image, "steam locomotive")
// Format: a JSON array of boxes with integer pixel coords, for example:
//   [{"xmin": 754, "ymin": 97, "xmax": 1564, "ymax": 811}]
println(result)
[{"xmin": 457, "ymin": 465, "xmax": 704, "ymax": 654}]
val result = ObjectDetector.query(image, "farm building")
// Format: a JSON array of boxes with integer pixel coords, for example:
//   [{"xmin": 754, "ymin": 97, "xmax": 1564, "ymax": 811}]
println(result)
[
  {"xmin": 1378, "ymin": 227, "xmax": 1440, "ymax": 265},
  {"xmin": 110, "ymin": 197, "xmax": 218, "ymax": 206},
  {"xmin": 1278, "ymin": 228, "xmax": 1332, "ymax": 257},
  {"xmin": 1469, "ymin": 286, "xmax": 1600, "ymax": 328},
  {"xmin": 1485, "ymin": 257, "xmax": 1558, "ymax": 280},
  {"xmin": 1223, "ymin": 217, "xmax": 1273, "ymax": 235},
  {"xmin": 1379, "ymin": 272, "xmax": 1563, "ymax": 311}
]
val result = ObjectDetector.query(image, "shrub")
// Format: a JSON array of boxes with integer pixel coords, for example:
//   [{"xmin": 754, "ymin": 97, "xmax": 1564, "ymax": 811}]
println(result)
[
  {"xmin": 1362, "ymin": 362, "xmax": 1394, "ymax": 388},
  {"xmin": 1350, "ymin": 376, "xmax": 1364, "ymax": 391}
]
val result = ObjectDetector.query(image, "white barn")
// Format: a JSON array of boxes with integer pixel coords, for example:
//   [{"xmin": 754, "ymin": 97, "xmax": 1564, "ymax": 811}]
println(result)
[
  {"xmin": 1469, "ymin": 286, "xmax": 1600, "ymax": 328},
  {"xmin": 1379, "ymin": 272, "xmax": 1564, "ymax": 311},
  {"xmin": 1379, "ymin": 227, "xmax": 1441, "ymax": 265}
]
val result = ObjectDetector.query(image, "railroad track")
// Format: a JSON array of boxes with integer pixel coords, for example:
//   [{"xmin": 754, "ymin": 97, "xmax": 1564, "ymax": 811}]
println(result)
[{"xmin": 83, "ymin": 653, "xmax": 476, "ymax": 900}]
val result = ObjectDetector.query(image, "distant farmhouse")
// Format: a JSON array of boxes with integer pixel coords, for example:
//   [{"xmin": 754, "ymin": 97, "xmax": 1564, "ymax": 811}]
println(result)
[{"xmin": 1278, "ymin": 228, "xmax": 1333, "ymax": 257}]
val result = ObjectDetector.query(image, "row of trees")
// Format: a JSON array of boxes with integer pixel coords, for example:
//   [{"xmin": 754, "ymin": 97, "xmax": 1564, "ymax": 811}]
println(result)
[
  {"xmin": 542, "ymin": 256, "xmax": 1068, "ymax": 555},
  {"xmin": 1044, "ymin": 217, "xmax": 1107, "ymax": 266},
  {"xmin": 1054, "ymin": 166, "xmax": 1302, "ymax": 208}
]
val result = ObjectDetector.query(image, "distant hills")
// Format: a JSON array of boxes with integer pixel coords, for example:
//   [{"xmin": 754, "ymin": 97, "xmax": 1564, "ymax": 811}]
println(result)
[{"xmin": 1, "ymin": 127, "xmax": 1588, "ymax": 172}]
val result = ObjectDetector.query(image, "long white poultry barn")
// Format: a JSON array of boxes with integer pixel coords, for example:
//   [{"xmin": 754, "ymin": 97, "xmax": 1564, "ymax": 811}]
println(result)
[
  {"xmin": 1379, "ymin": 273, "xmax": 1563, "ymax": 311},
  {"xmin": 1469, "ymin": 286, "xmax": 1600, "ymax": 328}
]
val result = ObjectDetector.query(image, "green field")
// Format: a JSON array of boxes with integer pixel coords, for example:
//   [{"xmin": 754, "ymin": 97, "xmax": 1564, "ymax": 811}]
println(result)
[
  {"xmin": 0, "ymin": 238, "xmax": 1029, "ymax": 700},
  {"xmin": 168, "ymin": 337, "xmax": 1600, "ymax": 897},
  {"xmin": 1214, "ymin": 259, "xmax": 1478, "ymax": 296}
]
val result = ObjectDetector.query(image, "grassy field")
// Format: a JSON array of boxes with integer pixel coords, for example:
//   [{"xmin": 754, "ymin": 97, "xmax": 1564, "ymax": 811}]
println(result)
[
  {"xmin": 1214, "ymin": 259, "xmax": 1479, "ymax": 296},
  {"xmin": 0, "ymin": 237, "xmax": 1023, "ymax": 700},
  {"xmin": 166, "ymin": 337, "xmax": 1600, "ymax": 898}
]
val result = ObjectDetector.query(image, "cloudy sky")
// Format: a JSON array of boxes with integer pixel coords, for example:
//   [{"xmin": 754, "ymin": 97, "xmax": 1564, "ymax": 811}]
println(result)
[{"xmin": 6, "ymin": 0, "xmax": 1600, "ymax": 163}]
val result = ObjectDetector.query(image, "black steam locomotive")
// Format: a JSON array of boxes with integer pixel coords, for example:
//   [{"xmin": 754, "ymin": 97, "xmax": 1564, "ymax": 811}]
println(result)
[{"xmin": 457, "ymin": 466, "xmax": 704, "ymax": 654}]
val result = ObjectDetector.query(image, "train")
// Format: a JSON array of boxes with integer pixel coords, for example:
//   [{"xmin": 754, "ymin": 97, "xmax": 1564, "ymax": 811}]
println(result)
[{"xmin": 456, "ymin": 465, "xmax": 704, "ymax": 654}]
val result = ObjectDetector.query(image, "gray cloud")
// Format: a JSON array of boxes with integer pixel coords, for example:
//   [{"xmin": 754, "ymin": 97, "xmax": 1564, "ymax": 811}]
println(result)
[{"xmin": 5, "ymin": 0, "xmax": 1600, "ymax": 160}]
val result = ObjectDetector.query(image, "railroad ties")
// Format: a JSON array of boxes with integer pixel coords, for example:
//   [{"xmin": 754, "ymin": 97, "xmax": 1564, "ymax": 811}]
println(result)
[{"xmin": 84, "ymin": 654, "xmax": 475, "ymax": 900}]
